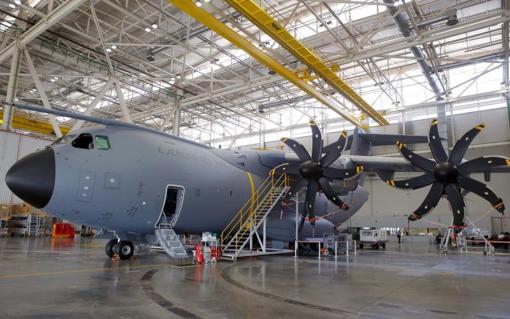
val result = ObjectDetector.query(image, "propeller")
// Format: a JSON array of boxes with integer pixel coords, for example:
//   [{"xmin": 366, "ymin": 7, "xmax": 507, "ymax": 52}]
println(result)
[
  {"xmin": 386, "ymin": 120, "xmax": 508, "ymax": 230},
  {"xmin": 279, "ymin": 120, "xmax": 363, "ymax": 228}
]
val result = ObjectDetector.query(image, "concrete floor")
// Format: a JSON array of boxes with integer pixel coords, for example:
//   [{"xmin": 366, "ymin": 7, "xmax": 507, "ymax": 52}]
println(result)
[{"xmin": 0, "ymin": 238, "xmax": 509, "ymax": 319}]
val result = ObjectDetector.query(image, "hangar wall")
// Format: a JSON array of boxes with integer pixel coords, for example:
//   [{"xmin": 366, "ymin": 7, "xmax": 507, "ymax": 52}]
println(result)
[
  {"xmin": 0, "ymin": 130, "xmax": 51, "ymax": 204},
  {"xmin": 243, "ymin": 107, "xmax": 510, "ymax": 158}
]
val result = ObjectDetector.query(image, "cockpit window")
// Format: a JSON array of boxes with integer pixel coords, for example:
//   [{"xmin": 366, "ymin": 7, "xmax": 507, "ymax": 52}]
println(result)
[
  {"xmin": 95, "ymin": 135, "xmax": 110, "ymax": 150},
  {"xmin": 71, "ymin": 133, "xmax": 94, "ymax": 149},
  {"xmin": 52, "ymin": 134, "xmax": 76, "ymax": 145}
]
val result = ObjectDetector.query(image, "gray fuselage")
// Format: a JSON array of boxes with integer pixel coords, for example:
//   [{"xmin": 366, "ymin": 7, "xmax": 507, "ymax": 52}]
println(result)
[{"xmin": 16, "ymin": 126, "xmax": 368, "ymax": 241}]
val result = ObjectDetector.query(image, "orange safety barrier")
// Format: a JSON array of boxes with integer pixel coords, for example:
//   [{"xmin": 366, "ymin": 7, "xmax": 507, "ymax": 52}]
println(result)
[
  {"xmin": 211, "ymin": 246, "xmax": 221, "ymax": 260},
  {"xmin": 52, "ymin": 223, "xmax": 75, "ymax": 238},
  {"xmin": 195, "ymin": 244, "xmax": 204, "ymax": 264}
]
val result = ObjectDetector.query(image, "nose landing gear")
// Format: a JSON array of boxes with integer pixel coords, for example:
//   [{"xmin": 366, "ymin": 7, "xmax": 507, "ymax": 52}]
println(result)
[{"xmin": 105, "ymin": 239, "xmax": 134, "ymax": 260}]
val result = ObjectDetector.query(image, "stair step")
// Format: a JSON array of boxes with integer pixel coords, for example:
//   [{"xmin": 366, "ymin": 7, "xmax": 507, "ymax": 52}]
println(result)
[{"xmin": 155, "ymin": 228, "xmax": 189, "ymax": 259}]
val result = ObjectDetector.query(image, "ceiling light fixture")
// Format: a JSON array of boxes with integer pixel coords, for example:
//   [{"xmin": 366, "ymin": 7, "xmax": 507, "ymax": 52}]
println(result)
[
  {"xmin": 196, "ymin": 1, "xmax": 202, "ymax": 7},
  {"xmin": 8, "ymin": 3, "xmax": 15, "ymax": 8},
  {"xmin": 144, "ymin": 27, "xmax": 151, "ymax": 32},
  {"xmin": 111, "ymin": 45, "xmax": 117, "ymax": 49},
  {"xmin": 152, "ymin": 24, "xmax": 158, "ymax": 29}
]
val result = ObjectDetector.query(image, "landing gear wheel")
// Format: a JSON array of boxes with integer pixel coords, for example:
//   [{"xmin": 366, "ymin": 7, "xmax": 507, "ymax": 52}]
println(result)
[
  {"xmin": 116, "ymin": 240, "xmax": 134, "ymax": 260},
  {"xmin": 105, "ymin": 239, "xmax": 118, "ymax": 258}
]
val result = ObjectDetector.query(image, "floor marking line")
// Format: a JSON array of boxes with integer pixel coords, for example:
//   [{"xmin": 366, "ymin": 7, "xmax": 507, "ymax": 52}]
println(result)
[
  {"xmin": 141, "ymin": 269, "xmax": 202, "ymax": 319},
  {"xmin": 220, "ymin": 263, "xmax": 356, "ymax": 317}
]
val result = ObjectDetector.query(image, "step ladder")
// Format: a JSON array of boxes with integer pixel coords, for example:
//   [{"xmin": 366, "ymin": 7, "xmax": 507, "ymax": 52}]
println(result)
[
  {"xmin": 221, "ymin": 172, "xmax": 290, "ymax": 261},
  {"xmin": 155, "ymin": 227, "xmax": 192, "ymax": 263},
  {"xmin": 27, "ymin": 214, "xmax": 43, "ymax": 237}
]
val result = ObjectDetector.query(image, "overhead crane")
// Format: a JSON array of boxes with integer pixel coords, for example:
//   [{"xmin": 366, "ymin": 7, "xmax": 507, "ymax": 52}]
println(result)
[
  {"xmin": 223, "ymin": 0, "xmax": 389, "ymax": 126},
  {"xmin": 169, "ymin": 0, "xmax": 362, "ymax": 127},
  {"xmin": 0, "ymin": 110, "xmax": 70, "ymax": 137}
]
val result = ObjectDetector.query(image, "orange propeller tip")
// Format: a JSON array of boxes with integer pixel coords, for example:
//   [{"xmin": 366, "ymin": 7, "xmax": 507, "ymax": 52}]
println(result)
[{"xmin": 476, "ymin": 123, "xmax": 486, "ymax": 130}]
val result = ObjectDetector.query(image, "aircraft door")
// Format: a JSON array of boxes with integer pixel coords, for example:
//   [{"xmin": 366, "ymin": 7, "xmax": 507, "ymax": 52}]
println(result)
[{"xmin": 156, "ymin": 185, "xmax": 185, "ymax": 228}]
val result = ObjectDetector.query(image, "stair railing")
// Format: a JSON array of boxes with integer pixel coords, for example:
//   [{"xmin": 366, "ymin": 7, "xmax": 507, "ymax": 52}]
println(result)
[{"xmin": 221, "ymin": 168, "xmax": 289, "ymax": 248}]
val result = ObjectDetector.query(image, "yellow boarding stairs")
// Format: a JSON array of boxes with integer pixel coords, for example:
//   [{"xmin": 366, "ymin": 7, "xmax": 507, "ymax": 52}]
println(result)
[{"xmin": 221, "ymin": 172, "xmax": 291, "ymax": 261}]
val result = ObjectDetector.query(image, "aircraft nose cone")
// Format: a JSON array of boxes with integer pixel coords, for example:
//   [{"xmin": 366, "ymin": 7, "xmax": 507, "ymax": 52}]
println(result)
[{"xmin": 5, "ymin": 147, "xmax": 55, "ymax": 209}]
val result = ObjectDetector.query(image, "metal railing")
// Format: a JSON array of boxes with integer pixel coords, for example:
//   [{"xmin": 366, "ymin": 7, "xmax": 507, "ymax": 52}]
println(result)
[{"xmin": 220, "ymin": 171, "xmax": 289, "ymax": 249}]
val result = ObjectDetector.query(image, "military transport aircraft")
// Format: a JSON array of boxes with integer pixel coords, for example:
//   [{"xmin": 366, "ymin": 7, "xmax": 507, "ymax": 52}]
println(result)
[{"xmin": 5, "ymin": 102, "xmax": 509, "ymax": 259}]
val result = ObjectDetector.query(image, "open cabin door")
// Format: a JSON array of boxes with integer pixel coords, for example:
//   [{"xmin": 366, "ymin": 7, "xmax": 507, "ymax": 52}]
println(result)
[{"xmin": 156, "ymin": 185, "xmax": 185, "ymax": 228}]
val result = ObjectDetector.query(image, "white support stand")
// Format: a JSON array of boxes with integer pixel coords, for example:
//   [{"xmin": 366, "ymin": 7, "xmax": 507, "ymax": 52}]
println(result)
[
  {"xmin": 466, "ymin": 216, "xmax": 495, "ymax": 256},
  {"xmin": 318, "ymin": 241, "xmax": 321, "ymax": 261},
  {"xmin": 440, "ymin": 218, "xmax": 454, "ymax": 255},
  {"xmin": 294, "ymin": 194, "xmax": 299, "ymax": 258},
  {"xmin": 457, "ymin": 232, "xmax": 468, "ymax": 254},
  {"xmin": 249, "ymin": 225, "xmax": 253, "ymax": 252},
  {"xmin": 334, "ymin": 241, "xmax": 338, "ymax": 261},
  {"xmin": 262, "ymin": 218, "xmax": 267, "ymax": 253}
]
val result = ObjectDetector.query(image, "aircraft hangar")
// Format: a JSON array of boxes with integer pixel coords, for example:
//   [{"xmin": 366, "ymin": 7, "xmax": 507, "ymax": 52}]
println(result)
[{"xmin": 0, "ymin": 0, "xmax": 510, "ymax": 318}]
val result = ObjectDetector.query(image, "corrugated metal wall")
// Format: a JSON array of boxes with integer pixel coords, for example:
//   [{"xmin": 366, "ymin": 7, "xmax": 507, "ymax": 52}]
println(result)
[
  {"xmin": 0, "ymin": 131, "xmax": 51, "ymax": 204},
  {"xmin": 240, "ymin": 107, "xmax": 510, "ymax": 157}
]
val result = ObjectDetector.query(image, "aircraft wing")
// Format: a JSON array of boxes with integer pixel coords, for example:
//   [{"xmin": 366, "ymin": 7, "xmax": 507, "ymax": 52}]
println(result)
[
  {"xmin": 347, "ymin": 155, "xmax": 510, "ymax": 174},
  {"xmin": 347, "ymin": 155, "xmax": 420, "ymax": 172}
]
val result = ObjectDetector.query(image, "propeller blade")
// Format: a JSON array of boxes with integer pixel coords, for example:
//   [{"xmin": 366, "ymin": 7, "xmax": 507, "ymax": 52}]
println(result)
[
  {"xmin": 448, "ymin": 124, "xmax": 485, "ymax": 165},
  {"xmin": 396, "ymin": 141, "xmax": 435, "ymax": 171},
  {"xmin": 281, "ymin": 138, "xmax": 311, "ymax": 162},
  {"xmin": 444, "ymin": 184, "xmax": 465, "ymax": 227},
  {"xmin": 309, "ymin": 120, "xmax": 323, "ymax": 162},
  {"xmin": 408, "ymin": 182, "xmax": 443, "ymax": 221},
  {"xmin": 386, "ymin": 173, "xmax": 435, "ymax": 190},
  {"xmin": 428, "ymin": 119, "xmax": 448, "ymax": 163},
  {"xmin": 305, "ymin": 180, "xmax": 319, "ymax": 225},
  {"xmin": 320, "ymin": 131, "xmax": 347, "ymax": 167},
  {"xmin": 287, "ymin": 178, "xmax": 307, "ymax": 198},
  {"xmin": 318, "ymin": 177, "xmax": 349, "ymax": 209},
  {"xmin": 457, "ymin": 176, "xmax": 505, "ymax": 213},
  {"xmin": 323, "ymin": 165, "xmax": 363, "ymax": 179},
  {"xmin": 458, "ymin": 156, "xmax": 510, "ymax": 175}
]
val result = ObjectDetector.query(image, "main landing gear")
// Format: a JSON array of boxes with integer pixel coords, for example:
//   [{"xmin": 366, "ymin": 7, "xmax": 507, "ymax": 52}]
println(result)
[{"xmin": 105, "ymin": 239, "xmax": 134, "ymax": 260}]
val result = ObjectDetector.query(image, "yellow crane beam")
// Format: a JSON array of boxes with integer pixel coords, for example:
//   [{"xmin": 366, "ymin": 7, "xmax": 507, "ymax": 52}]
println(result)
[
  {"xmin": 0, "ymin": 110, "xmax": 70, "ymax": 137},
  {"xmin": 224, "ymin": 0, "xmax": 389, "ymax": 126},
  {"xmin": 168, "ymin": 0, "xmax": 362, "ymax": 127}
]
